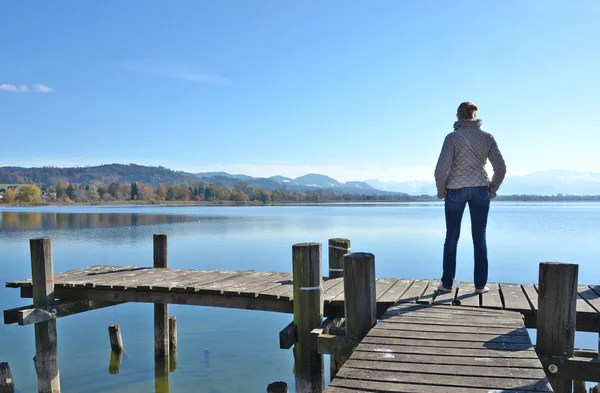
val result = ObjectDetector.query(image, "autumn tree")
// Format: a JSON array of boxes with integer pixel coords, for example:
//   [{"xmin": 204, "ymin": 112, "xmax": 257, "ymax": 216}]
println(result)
[
  {"xmin": 138, "ymin": 184, "xmax": 155, "ymax": 201},
  {"xmin": 3, "ymin": 188, "xmax": 16, "ymax": 203},
  {"xmin": 155, "ymin": 184, "xmax": 167, "ymax": 201},
  {"xmin": 88, "ymin": 185, "xmax": 100, "ymax": 202},
  {"xmin": 16, "ymin": 185, "xmax": 42, "ymax": 203}
]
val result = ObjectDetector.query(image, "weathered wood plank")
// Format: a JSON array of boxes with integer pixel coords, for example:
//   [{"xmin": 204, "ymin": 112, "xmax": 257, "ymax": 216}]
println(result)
[
  {"xmin": 499, "ymin": 283, "xmax": 532, "ymax": 313},
  {"xmin": 522, "ymin": 284, "xmax": 539, "ymax": 311},
  {"xmin": 377, "ymin": 279, "xmax": 413, "ymax": 304},
  {"xmin": 375, "ymin": 320, "xmax": 529, "ymax": 336},
  {"xmin": 377, "ymin": 315, "xmax": 523, "ymax": 329},
  {"xmin": 396, "ymin": 280, "xmax": 428, "ymax": 303},
  {"xmin": 579, "ymin": 285, "xmax": 600, "ymax": 313},
  {"xmin": 327, "ymin": 379, "xmax": 543, "ymax": 393},
  {"xmin": 323, "ymin": 279, "xmax": 345, "ymax": 302},
  {"xmin": 373, "ymin": 278, "xmax": 398, "ymax": 302},
  {"xmin": 370, "ymin": 328, "xmax": 532, "ymax": 344},
  {"xmin": 355, "ymin": 343, "xmax": 539, "ymax": 359},
  {"xmin": 334, "ymin": 367, "xmax": 552, "ymax": 391},
  {"xmin": 480, "ymin": 282, "xmax": 503, "ymax": 309},
  {"xmin": 456, "ymin": 282, "xmax": 480, "ymax": 307},
  {"xmin": 431, "ymin": 280, "xmax": 457, "ymax": 305},
  {"xmin": 344, "ymin": 358, "xmax": 546, "ymax": 378},
  {"xmin": 360, "ymin": 336, "xmax": 533, "ymax": 351},
  {"xmin": 257, "ymin": 280, "xmax": 294, "ymax": 300},
  {"xmin": 416, "ymin": 279, "xmax": 440, "ymax": 305},
  {"xmin": 350, "ymin": 349, "xmax": 543, "ymax": 367}
]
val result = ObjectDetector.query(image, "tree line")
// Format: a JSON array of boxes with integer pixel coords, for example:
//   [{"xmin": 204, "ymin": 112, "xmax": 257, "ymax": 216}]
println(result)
[{"xmin": 1, "ymin": 181, "xmax": 415, "ymax": 204}]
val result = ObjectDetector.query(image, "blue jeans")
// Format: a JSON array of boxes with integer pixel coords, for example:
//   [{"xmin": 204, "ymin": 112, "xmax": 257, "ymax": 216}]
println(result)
[{"xmin": 442, "ymin": 186, "xmax": 490, "ymax": 289}]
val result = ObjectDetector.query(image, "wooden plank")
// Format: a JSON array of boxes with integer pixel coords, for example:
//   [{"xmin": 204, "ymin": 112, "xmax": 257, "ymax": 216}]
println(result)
[
  {"xmin": 219, "ymin": 272, "xmax": 288, "ymax": 295},
  {"xmin": 241, "ymin": 273, "xmax": 293, "ymax": 297},
  {"xmin": 580, "ymin": 285, "xmax": 600, "ymax": 312},
  {"xmin": 55, "ymin": 287, "xmax": 294, "ymax": 313},
  {"xmin": 480, "ymin": 282, "xmax": 503, "ymax": 309},
  {"xmin": 78, "ymin": 267, "xmax": 150, "ymax": 288},
  {"xmin": 180, "ymin": 271, "xmax": 246, "ymax": 292},
  {"xmin": 355, "ymin": 343, "xmax": 539, "ymax": 359},
  {"xmin": 257, "ymin": 280, "xmax": 294, "ymax": 300},
  {"xmin": 131, "ymin": 269, "xmax": 199, "ymax": 291},
  {"xmin": 193, "ymin": 271, "xmax": 258, "ymax": 295},
  {"xmin": 397, "ymin": 280, "xmax": 428, "ymax": 303},
  {"xmin": 384, "ymin": 304, "xmax": 523, "ymax": 321},
  {"xmin": 374, "ymin": 278, "xmax": 399, "ymax": 302},
  {"xmin": 375, "ymin": 321, "xmax": 529, "ymax": 336},
  {"xmin": 327, "ymin": 378, "xmax": 545, "ymax": 393},
  {"xmin": 377, "ymin": 279, "xmax": 413, "ymax": 304},
  {"xmin": 431, "ymin": 280, "xmax": 457, "ymax": 305},
  {"xmin": 360, "ymin": 335, "xmax": 534, "ymax": 350},
  {"xmin": 334, "ymin": 367, "xmax": 552, "ymax": 391},
  {"xmin": 323, "ymin": 279, "xmax": 345, "ymax": 302},
  {"xmin": 370, "ymin": 328, "xmax": 532, "ymax": 344},
  {"xmin": 377, "ymin": 315, "xmax": 524, "ymax": 329},
  {"xmin": 101, "ymin": 268, "xmax": 161, "ymax": 290},
  {"xmin": 522, "ymin": 284, "xmax": 538, "ymax": 311},
  {"xmin": 456, "ymin": 282, "xmax": 480, "ymax": 307},
  {"xmin": 344, "ymin": 358, "xmax": 546, "ymax": 379},
  {"xmin": 416, "ymin": 279, "xmax": 440, "ymax": 305},
  {"xmin": 350, "ymin": 349, "xmax": 543, "ymax": 367},
  {"xmin": 499, "ymin": 283, "xmax": 532, "ymax": 313}
]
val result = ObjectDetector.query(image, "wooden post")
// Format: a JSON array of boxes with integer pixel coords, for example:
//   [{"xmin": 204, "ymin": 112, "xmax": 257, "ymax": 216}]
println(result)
[
  {"xmin": 572, "ymin": 380, "xmax": 586, "ymax": 393},
  {"xmin": 266, "ymin": 381, "xmax": 288, "ymax": 393},
  {"xmin": 153, "ymin": 234, "xmax": 169, "ymax": 359},
  {"xmin": 153, "ymin": 234, "xmax": 169, "ymax": 393},
  {"xmin": 30, "ymin": 237, "xmax": 60, "ymax": 393},
  {"xmin": 292, "ymin": 243, "xmax": 324, "ymax": 393},
  {"xmin": 108, "ymin": 324, "xmax": 123, "ymax": 353},
  {"xmin": 343, "ymin": 252, "xmax": 377, "ymax": 347},
  {"xmin": 328, "ymin": 238, "xmax": 350, "ymax": 279},
  {"xmin": 327, "ymin": 238, "xmax": 350, "ymax": 379},
  {"xmin": 0, "ymin": 362, "xmax": 15, "ymax": 393},
  {"xmin": 536, "ymin": 262, "xmax": 578, "ymax": 393},
  {"xmin": 168, "ymin": 316, "xmax": 177, "ymax": 372}
]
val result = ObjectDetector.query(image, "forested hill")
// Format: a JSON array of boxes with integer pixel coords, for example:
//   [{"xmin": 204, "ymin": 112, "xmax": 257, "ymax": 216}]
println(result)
[{"xmin": 0, "ymin": 164, "xmax": 199, "ymax": 186}]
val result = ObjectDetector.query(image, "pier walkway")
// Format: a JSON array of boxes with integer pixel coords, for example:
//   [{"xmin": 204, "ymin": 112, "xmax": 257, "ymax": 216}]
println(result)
[
  {"xmin": 6, "ymin": 265, "xmax": 600, "ymax": 331},
  {"xmin": 3, "ymin": 237, "xmax": 599, "ymax": 393},
  {"xmin": 324, "ymin": 303, "xmax": 552, "ymax": 392}
]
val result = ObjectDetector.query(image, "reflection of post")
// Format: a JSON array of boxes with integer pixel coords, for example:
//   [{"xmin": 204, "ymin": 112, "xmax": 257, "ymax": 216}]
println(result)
[
  {"xmin": 108, "ymin": 351, "xmax": 123, "ymax": 375},
  {"xmin": 153, "ymin": 234, "xmax": 169, "ymax": 393},
  {"xmin": 30, "ymin": 237, "xmax": 61, "ymax": 393},
  {"xmin": 292, "ymin": 243, "xmax": 324, "ymax": 393},
  {"xmin": 168, "ymin": 316, "xmax": 177, "ymax": 372}
]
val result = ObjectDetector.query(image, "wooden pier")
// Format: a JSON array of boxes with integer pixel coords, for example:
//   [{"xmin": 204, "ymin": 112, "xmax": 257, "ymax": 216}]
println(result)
[{"xmin": 3, "ymin": 235, "xmax": 600, "ymax": 393}]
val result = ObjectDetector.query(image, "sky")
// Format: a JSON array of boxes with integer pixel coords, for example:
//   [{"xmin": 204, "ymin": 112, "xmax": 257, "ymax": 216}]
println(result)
[{"xmin": 1, "ymin": 1, "xmax": 599, "ymax": 182}]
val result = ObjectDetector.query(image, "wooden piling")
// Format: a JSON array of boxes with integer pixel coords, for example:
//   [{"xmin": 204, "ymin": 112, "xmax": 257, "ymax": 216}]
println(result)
[
  {"xmin": 292, "ymin": 242, "xmax": 324, "ymax": 393},
  {"xmin": 153, "ymin": 234, "xmax": 169, "ymax": 360},
  {"xmin": 0, "ymin": 362, "xmax": 15, "ymax": 393},
  {"xmin": 30, "ymin": 237, "xmax": 61, "ymax": 393},
  {"xmin": 328, "ymin": 238, "xmax": 350, "ymax": 379},
  {"xmin": 168, "ymin": 316, "xmax": 177, "ymax": 372},
  {"xmin": 572, "ymin": 380, "xmax": 586, "ymax": 393},
  {"xmin": 266, "ymin": 381, "xmax": 288, "ymax": 393},
  {"xmin": 328, "ymin": 238, "xmax": 350, "ymax": 279},
  {"xmin": 108, "ymin": 324, "xmax": 123, "ymax": 353},
  {"xmin": 536, "ymin": 262, "xmax": 578, "ymax": 393},
  {"xmin": 343, "ymin": 252, "xmax": 377, "ymax": 346}
]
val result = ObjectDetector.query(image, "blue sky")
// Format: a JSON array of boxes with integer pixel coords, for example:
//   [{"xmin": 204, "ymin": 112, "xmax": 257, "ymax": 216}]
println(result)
[{"xmin": 1, "ymin": 1, "xmax": 599, "ymax": 182}]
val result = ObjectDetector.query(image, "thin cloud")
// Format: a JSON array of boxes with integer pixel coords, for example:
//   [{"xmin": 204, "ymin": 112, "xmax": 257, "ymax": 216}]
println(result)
[
  {"xmin": 33, "ymin": 84, "xmax": 55, "ymax": 93},
  {"xmin": 126, "ymin": 61, "xmax": 232, "ymax": 85},
  {"xmin": 0, "ymin": 84, "xmax": 30, "ymax": 92}
]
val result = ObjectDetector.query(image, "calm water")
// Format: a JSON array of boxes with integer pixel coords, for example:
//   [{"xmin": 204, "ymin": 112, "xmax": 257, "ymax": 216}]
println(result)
[{"xmin": 1, "ymin": 203, "xmax": 599, "ymax": 392}]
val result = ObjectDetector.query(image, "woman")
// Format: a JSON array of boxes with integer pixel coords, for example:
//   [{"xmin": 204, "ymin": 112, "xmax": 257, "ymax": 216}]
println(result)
[{"xmin": 434, "ymin": 102, "xmax": 506, "ymax": 294}]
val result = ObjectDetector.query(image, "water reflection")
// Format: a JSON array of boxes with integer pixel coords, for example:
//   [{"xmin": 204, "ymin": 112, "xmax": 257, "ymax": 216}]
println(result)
[{"xmin": 0, "ymin": 212, "xmax": 203, "ymax": 232}]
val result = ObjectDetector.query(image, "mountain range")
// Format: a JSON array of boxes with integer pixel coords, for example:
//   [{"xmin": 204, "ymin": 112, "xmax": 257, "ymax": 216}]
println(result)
[
  {"xmin": 366, "ymin": 170, "xmax": 600, "ymax": 196},
  {"xmin": 1, "ymin": 164, "xmax": 599, "ymax": 196}
]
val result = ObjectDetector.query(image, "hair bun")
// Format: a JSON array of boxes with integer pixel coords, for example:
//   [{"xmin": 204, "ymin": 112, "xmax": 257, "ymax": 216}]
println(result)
[{"xmin": 467, "ymin": 103, "xmax": 478, "ymax": 111}]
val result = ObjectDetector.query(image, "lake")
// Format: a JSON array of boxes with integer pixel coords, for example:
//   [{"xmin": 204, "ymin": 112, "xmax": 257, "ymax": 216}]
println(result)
[{"xmin": 1, "ymin": 203, "xmax": 599, "ymax": 392}]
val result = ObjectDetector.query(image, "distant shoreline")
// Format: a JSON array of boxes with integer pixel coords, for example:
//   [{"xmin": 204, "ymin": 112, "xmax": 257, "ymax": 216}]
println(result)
[{"xmin": 2, "ymin": 197, "xmax": 600, "ymax": 208}]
